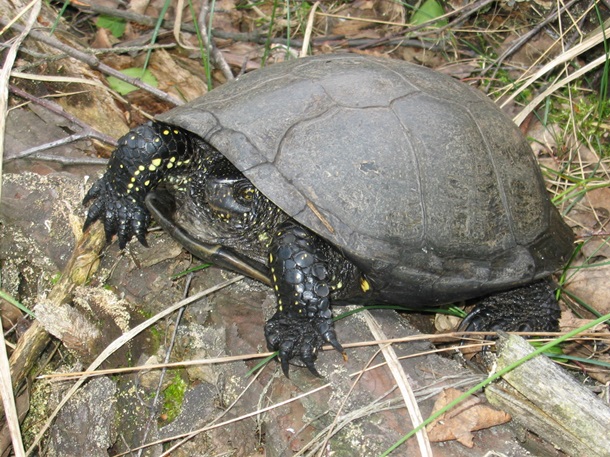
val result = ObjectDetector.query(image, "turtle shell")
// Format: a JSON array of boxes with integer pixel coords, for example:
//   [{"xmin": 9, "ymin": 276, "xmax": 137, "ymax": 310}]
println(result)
[{"xmin": 158, "ymin": 54, "xmax": 573, "ymax": 306}]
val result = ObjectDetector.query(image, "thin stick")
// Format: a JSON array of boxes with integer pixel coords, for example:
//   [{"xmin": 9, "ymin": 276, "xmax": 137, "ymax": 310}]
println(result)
[
  {"xmin": 0, "ymin": 19, "xmax": 183, "ymax": 106},
  {"xmin": 0, "ymin": 2, "xmax": 42, "ymax": 452},
  {"xmin": 25, "ymin": 275, "xmax": 244, "ymax": 456}
]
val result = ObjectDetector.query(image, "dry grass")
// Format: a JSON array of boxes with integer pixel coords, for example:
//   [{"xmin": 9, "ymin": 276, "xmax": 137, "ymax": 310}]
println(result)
[{"xmin": 1, "ymin": 1, "xmax": 609, "ymax": 456}]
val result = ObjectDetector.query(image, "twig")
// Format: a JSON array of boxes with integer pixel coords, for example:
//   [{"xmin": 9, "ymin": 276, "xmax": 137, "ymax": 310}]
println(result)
[
  {"xmin": 137, "ymin": 274, "xmax": 192, "ymax": 457},
  {"xmin": 355, "ymin": 0, "xmax": 495, "ymax": 50},
  {"xmin": 0, "ymin": 4, "xmax": 42, "ymax": 455},
  {"xmin": 7, "ymin": 140, "xmax": 108, "ymax": 164},
  {"xmin": 9, "ymin": 85, "xmax": 116, "ymax": 141},
  {"xmin": 69, "ymin": 2, "xmax": 446, "ymax": 53},
  {"xmin": 7, "ymin": 85, "xmax": 117, "ymax": 161},
  {"xmin": 300, "ymin": 1, "xmax": 320, "ymax": 57},
  {"xmin": 0, "ymin": 18, "xmax": 183, "ymax": 106},
  {"xmin": 482, "ymin": 0, "xmax": 582, "ymax": 82},
  {"xmin": 361, "ymin": 311, "xmax": 432, "ymax": 457},
  {"xmin": 25, "ymin": 275, "xmax": 244, "ymax": 456},
  {"xmin": 199, "ymin": 0, "xmax": 234, "ymax": 81}
]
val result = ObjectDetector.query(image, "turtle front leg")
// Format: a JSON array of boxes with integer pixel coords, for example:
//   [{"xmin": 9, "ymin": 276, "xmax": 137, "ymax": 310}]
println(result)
[
  {"xmin": 264, "ymin": 221, "xmax": 345, "ymax": 377},
  {"xmin": 83, "ymin": 122, "xmax": 201, "ymax": 248}
]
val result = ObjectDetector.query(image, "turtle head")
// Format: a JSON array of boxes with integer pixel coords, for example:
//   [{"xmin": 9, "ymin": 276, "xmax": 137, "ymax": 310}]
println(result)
[{"xmin": 204, "ymin": 176, "xmax": 256, "ymax": 219}]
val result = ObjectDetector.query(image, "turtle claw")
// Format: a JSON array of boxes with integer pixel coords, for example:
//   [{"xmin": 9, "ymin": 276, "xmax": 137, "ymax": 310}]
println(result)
[
  {"xmin": 265, "ymin": 313, "xmax": 342, "ymax": 377},
  {"xmin": 83, "ymin": 174, "xmax": 151, "ymax": 249},
  {"xmin": 303, "ymin": 360, "xmax": 321, "ymax": 378},
  {"xmin": 275, "ymin": 342, "xmax": 321, "ymax": 377}
]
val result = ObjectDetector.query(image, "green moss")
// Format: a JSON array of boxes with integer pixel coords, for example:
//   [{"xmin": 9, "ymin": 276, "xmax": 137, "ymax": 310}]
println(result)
[
  {"xmin": 162, "ymin": 373, "xmax": 187, "ymax": 423},
  {"xmin": 50, "ymin": 272, "xmax": 62, "ymax": 285}
]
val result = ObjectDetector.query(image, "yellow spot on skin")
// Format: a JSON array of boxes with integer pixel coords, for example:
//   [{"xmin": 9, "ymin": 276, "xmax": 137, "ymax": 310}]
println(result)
[
  {"xmin": 119, "ymin": 164, "xmax": 124, "ymax": 168},
  {"xmin": 279, "ymin": 305, "xmax": 283, "ymax": 312},
  {"xmin": 173, "ymin": 129, "xmax": 179, "ymax": 134},
  {"xmin": 128, "ymin": 183, "xmax": 134, "ymax": 189},
  {"xmin": 360, "ymin": 277, "xmax": 371, "ymax": 293},
  {"xmin": 138, "ymin": 165, "xmax": 145, "ymax": 171},
  {"xmin": 170, "ymin": 157, "xmax": 176, "ymax": 162},
  {"xmin": 163, "ymin": 129, "xmax": 170, "ymax": 135},
  {"xmin": 274, "ymin": 285, "xmax": 279, "ymax": 291},
  {"xmin": 130, "ymin": 177, "xmax": 136, "ymax": 182},
  {"xmin": 149, "ymin": 164, "xmax": 157, "ymax": 171},
  {"xmin": 151, "ymin": 158, "xmax": 162, "ymax": 167},
  {"xmin": 144, "ymin": 180, "xmax": 150, "ymax": 186},
  {"xmin": 134, "ymin": 170, "xmax": 140, "ymax": 176},
  {"xmin": 167, "ymin": 162, "xmax": 173, "ymax": 169},
  {"xmin": 154, "ymin": 138, "xmax": 160, "ymax": 143}
]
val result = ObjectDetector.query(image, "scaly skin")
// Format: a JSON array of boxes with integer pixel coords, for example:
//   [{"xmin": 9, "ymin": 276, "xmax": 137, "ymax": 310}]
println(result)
[
  {"xmin": 84, "ymin": 121, "xmax": 563, "ymax": 376},
  {"xmin": 83, "ymin": 122, "xmax": 358, "ymax": 375},
  {"xmin": 266, "ymin": 221, "xmax": 352, "ymax": 376},
  {"xmin": 83, "ymin": 122, "xmax": 204, "ymax": 248},
  {"xmin": 459, "ymin": 281, "xmax": 560, "ymax": 333}
]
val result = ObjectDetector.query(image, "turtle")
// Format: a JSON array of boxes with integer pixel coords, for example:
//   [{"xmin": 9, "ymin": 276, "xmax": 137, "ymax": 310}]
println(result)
[{"xmin": 83, "ymin": 54, "xmax": 574, "ymax": 376}]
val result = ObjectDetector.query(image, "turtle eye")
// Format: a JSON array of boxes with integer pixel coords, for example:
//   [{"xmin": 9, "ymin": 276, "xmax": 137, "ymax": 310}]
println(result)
[{"xmin": 236, "ymin": 184, "xmax": 256, "ymax": 205}]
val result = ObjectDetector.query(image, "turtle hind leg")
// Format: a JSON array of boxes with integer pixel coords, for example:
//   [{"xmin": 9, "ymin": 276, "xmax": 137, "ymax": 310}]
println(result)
[{"xmin": 459, "ymin": 281, "xmax": 561, "ymax": 333}]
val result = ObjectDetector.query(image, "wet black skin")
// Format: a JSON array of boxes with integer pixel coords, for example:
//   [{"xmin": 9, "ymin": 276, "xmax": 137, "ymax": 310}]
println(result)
[
  {"xmin": 84, "ymin": 122, "xmax": 561, "ymax": 376},
  {"xmin": 84, "ymin": 122, "xmax": 360, "ymax": 376}
]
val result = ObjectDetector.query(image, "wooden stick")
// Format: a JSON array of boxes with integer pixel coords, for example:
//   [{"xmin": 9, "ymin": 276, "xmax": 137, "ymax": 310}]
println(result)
[
  {"xmin": 5, "ymin": 223, "xmax": 106, "ymax": 418},
  {"xmin": 485, "ymin": 333, "xmax": 610, "ymax": 457}
]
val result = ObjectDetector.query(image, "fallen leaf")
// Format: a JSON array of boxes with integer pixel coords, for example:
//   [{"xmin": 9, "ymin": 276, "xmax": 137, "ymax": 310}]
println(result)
[
  {"xmin": 426, "ymin": 388, "xmax": 511, "ymax": 447},
  {"xmin": 434, "ymin": 313, "xmax": 461, "ymax": 332},
  {"xmin": 565, "ymin": 262, "xmax": 610, "ymax": 315},
  {"xmin": 559, "ymin": 309, "xmax": 609, "ymax": 333}
]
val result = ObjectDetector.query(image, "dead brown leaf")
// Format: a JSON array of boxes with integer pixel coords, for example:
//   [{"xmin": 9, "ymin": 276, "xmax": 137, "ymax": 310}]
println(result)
[
  {"xmin": 426, "ymin": 388, "xmax": 511, "ymax": 447},
  {"xmin": 503, "ymin": 31, "xmax": 563, "ymax": 71},
  {"xmin": 559, "ymin": 309, "xmax": 609, "ymax": 333},
  {"xmin": 0, "ymin": 298, "xmax": 23, "ymax": 331},
  {"xmin": 561, "ymin": 331, "xmax": 610, "ymax": 385},
  {"xmin": 565, "ymin": 262, "xmax": 610, "ymax": 316},
  {"xmin": 90, "ymin": 28, "xmax": 114, "ymax": 49},
  {"xmin": 145, "ymin": 50, "xmax": 207, "ymax": 103},
  {"xmin": 434, "ymin": 313, "xmax": 461, "ymax": 332}
]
